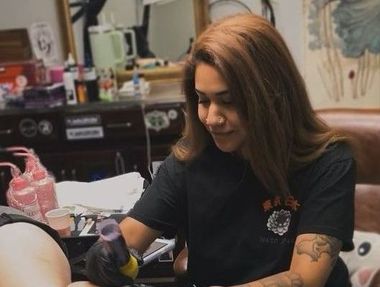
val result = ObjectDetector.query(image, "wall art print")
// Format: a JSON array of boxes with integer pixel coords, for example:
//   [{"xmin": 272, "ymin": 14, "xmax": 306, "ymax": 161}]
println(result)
[{"xmin": 304, "ymin": 0, "xmax": 380, "ymax": 109}]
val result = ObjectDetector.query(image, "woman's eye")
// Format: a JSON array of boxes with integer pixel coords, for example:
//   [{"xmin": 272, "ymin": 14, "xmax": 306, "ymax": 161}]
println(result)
[
  {"xmin": 219, "ymin": 93, "xmax": 232, "ymax": 105},
  {"xmin": 198, "ymin": 97, "xmax": 209, "ymax": 104},
  {"xmin": 222, "ymin": 99, "xmax": 232, "ymax": 105},
  {"xmin": 221, "ymin": 97, "xmax": 233, "ymax": 105}
]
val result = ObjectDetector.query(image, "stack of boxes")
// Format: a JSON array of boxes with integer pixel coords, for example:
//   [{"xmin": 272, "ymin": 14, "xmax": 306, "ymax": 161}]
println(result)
[{"xmin": 0, "ymin": 28, "xmax": 65, "ymax": 109}]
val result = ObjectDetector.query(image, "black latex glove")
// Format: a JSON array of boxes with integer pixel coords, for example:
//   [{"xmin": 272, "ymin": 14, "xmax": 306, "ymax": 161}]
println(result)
[{"xmin": 86, "ymin": 241, "xmax": 135, "ymax": 287}]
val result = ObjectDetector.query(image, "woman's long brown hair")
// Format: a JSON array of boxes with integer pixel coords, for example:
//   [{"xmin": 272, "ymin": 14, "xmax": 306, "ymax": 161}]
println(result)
[{"xmin": 173, "ymin": 13, "xmax": 342, "ymax": 196}]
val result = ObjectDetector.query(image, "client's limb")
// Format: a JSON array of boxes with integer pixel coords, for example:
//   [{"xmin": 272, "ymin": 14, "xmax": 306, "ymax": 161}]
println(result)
[
  {"xmin": 0, "ymin": 222, "xmax": 71, "ymax": 287},
  {"xmin": 67, "ymin": 281, "xmax": 99, "ymax": 287},
  {"xmin": 0, "ymin": 205, "xmax": 100, "ymax": 287}
]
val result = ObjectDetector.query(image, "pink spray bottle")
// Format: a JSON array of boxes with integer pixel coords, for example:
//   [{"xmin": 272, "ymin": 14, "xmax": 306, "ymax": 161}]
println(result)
[
  {"xmin": 13, "ymin": 152, "xmax": 59, "ymax": 221},
  {"xmin": 0, "ymin": 162, "xmax": 43, "ymax": 222}
]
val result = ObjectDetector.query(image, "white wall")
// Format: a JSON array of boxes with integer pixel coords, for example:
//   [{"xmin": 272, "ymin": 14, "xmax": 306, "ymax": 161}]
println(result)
[
  {"xmin": 0, "ymin": 0, "xmax": 65, "ymax": 64},
  {"xmin": 76, "ymin": 0, "xmax": 195, "ymax": 62},
  {"xmin": 274, "ymin": 0, "xmax": 304, "ymax": 72},
  {"xmin": 0, "ymin": 0, "xmax": 303, "ymax": 68},
  {"xmin": 207, "ymin": 0, "xmax": 303, "ymax": 71},
  {"xmin": 101, "ymin": 0, "xmax": 138, "ymax": 26},
  {"xmin": 148, "ymin": 0, "xmax": 195, "ymax": 61}
]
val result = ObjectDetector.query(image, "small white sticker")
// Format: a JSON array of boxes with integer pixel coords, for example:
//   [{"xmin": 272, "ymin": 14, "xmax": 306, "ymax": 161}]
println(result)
[{"xmin": 66, "ymin": 126, "xmax": 104, "ymax": 140}]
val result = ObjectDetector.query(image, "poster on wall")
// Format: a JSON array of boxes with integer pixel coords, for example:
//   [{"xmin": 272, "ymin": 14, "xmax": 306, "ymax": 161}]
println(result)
[
  {"xmin": 303, "ymin": 0, "xmax": 380, "ymax": 109},
  {"xmin": 29, "ymin": 22, "xmax": 59, "ymax": 67}
]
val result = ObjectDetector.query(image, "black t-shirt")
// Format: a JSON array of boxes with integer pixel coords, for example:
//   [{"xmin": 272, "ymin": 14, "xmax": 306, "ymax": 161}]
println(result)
[{"xmin": 129, "ymin": 142, "xmax": 355, "ymax": 286}]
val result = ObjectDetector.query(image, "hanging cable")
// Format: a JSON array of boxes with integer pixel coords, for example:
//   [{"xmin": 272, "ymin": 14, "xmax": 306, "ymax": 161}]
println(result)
[
  {"xmin": 140, "ymin": 103, "xmax": 153, "ymax": 181},
  {"xmin": 261, "ymin": 0, "xmax": 276, "ymax": 26}
]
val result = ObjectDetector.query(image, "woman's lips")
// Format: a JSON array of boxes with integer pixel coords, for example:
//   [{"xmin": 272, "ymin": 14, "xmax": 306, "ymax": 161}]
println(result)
[{"xmin": 210, "ymin": 131, "xmax": 233, "ymax": 137}]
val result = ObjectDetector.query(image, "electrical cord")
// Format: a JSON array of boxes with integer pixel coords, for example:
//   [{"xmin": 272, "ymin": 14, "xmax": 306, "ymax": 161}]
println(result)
[
  {"xmin": 140, "ymin": 102, "xmax": 153, "ymax": 181},
  {"xmin": 70, "ymin": 0, "xmax": 88, "ymax": 24},
  {"xmin": 114, "ymin": 152, "xmax": 126, "ymax": 176},
  {"xmin": 262, "ymin": 0, "xmax": 276, "ymax": 26}
]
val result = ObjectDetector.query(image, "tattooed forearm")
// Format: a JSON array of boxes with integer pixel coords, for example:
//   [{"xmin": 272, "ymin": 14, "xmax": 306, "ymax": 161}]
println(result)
[
  {"xmin": 259, "ymin": 272, "xmax": 303, "ymax": 287},
  {"xmin": 296, "ymin": 235, "xmax": 342, "ymax": 265}
]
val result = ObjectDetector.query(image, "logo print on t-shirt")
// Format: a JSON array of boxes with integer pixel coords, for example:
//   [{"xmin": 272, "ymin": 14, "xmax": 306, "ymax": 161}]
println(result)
[
  {"xmin": 267, "ymin": 209, "xmax": 291, "ymax": 236},
  {"xmin": 262, "ymin": 195, "xmax": 301, "ymax": 236}
]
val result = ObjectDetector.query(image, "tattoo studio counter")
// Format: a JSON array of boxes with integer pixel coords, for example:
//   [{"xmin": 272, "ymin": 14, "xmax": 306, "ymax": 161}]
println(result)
[
  {"xmin": 0, "ymin": 95, "xmax": 185, "ymax": 285},
  {"xmin": 0, "ymin": 95, "xmax": 185, "ymax": 203}
]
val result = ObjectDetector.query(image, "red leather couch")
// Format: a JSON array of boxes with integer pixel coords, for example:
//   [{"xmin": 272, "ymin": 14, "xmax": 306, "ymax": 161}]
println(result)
[{"xmin": 318, "ymin": 109, "xmax": 380, "ymax": 233}]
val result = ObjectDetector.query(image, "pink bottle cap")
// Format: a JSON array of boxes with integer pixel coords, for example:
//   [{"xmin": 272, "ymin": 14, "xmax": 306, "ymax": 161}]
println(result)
[
  {"xmin": 10, "ymin": 177, "xmax": 28, "ymax": 191},
  {"xmin": 49, "ymin": 66, "xmax": 64, "ymax": 83},
  {"xmin": 33, "ymin": 168, "xmax": 47, "ymax": 180}
]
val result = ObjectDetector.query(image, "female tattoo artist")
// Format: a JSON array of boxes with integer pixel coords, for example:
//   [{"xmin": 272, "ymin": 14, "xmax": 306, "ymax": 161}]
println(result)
[{"xmin": 87, "ymin": 13, "xmax": 355, "ymax": 287}]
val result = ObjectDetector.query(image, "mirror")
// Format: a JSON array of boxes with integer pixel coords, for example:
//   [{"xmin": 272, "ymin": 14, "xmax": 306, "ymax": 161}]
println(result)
[{"xmin": 58, "ymin": 0, "xmax": 209, "ymax": 66}]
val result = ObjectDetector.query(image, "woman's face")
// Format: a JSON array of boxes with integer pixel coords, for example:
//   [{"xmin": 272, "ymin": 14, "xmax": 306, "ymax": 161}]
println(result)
[{"xmin": 195, "ymin": 63, "xmax": 248, "ymax": 154}]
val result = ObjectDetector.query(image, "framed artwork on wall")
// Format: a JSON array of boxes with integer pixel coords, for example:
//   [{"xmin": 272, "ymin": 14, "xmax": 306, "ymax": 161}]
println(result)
[{"xmin": 303, "ymin": 0, "xmax": 380, "ymax": 109}]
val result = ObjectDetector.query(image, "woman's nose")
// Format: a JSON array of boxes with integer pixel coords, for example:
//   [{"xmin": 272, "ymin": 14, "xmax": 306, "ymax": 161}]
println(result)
[{"xmin": 206, "ymin": 105, "xmax": 225, "ymax": 126}]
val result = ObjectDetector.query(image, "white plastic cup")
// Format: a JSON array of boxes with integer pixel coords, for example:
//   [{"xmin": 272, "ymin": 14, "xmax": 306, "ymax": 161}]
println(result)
[{"xmin": 45, "ymin": 208, "xmax": 71, "ymax": 237}]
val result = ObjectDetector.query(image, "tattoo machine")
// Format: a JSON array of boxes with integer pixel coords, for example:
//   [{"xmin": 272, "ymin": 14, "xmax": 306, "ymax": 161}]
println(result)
[{"xmin": 98, "ymin": 218, "xmax": 140, "ymax": 279}]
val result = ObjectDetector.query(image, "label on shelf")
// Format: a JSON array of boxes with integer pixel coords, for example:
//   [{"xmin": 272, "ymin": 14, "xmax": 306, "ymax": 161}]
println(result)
[{"xmin": 66, "ymin": 126, "xmax": 104, "ymax": 140}]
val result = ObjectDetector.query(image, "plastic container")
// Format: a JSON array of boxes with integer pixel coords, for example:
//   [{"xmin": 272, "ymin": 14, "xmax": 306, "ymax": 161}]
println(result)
[
  {"xmin": 132, "ymin": 66, "xmax": 141, "ymax": 97},
  {"xmin": 32, "ymin": 168, "xmax": 59, "ymax": 220},
  {"xmin": 63, "ymin": 63, "xmax": 78, "ymax": 105},
  {"xmin": 45, "ymin": 208, "xmax": 71, "ymax": 237},
  {"xmin": 76, "ymin": 65, "xmax": 88, "ymax": 103},
  {"xmin": 0, "ymin": 162, "xmax": 43, "ymax": 222},
  {"xmin": 49, "ymin": 65, "xmax": 64, "ymax": 83},
  {"xmin": 84, "ymin": 66, "xmax": 99, "ymax": 102},
  {"xmin": 13, "ymin": 152, "xmax": 59, "ymax": 221}
]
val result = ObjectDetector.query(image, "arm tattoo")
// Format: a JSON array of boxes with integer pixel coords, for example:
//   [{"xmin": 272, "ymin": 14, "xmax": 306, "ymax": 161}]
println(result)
[
  {"xmin": 296, "ymin": 235, "xmax": 341, "ymax": 265},
  {"xmin": 259, "ymin": 272, "xmax": 303, "ymax": 287}
]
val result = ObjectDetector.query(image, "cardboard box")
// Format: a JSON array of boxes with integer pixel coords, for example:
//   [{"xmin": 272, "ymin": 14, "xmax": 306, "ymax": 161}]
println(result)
[
  {"xmin": 23, "ymin": 83, "xmax": 65, "ymax": 109},
  {"xmin": 0, "ymin": 28, "xmax": 33, "ymax": 63},
  {"xmin": 0, "ymin": 60, "xmax": 47, "ymax": 96}
]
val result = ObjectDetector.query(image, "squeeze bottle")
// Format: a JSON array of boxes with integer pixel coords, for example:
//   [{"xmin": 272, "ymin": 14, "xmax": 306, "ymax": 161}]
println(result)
[
  {"xmin": 13, "ymin": 152, "xmax": 59, "ymax": 220},
  {"xmin": 0, "ymin": 162, "xmax": 43, "ymax": 222}
]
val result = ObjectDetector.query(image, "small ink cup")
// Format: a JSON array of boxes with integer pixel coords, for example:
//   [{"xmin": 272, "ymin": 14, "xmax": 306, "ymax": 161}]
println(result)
[{"xmin": 45, "ymin": 208, "xmax": 71, "ymax": 237}]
